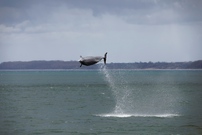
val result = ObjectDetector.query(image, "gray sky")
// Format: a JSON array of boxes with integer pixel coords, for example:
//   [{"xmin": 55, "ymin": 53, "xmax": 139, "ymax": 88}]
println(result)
[{"xmin": 0, "ymin": 0, "xmax": 202, "ymax": 63}]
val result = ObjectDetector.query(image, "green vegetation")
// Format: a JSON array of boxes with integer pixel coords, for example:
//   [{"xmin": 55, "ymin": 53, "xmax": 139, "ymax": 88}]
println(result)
[{"xmin": 0, "ymin": 60, "xmax": 202, "ymax": 69}]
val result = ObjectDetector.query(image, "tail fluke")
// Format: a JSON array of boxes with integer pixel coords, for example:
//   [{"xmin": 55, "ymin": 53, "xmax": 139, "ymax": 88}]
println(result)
[{"xmin": 104, "ymin": 52, "xmax": 107, "ymax": 64}]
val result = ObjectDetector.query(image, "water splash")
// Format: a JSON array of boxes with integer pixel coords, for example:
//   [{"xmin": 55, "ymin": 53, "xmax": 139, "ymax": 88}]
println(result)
[
  {"xmin": 99, "ymin": 64, "xmax": 132, "ymax": 114},
  {"xmin": 98, "ymin": 64, "xmax": 180, "ymax": 118},
  {"xmin": 96, "ymin": 113, "xmax": 179, "ymax": 118}
]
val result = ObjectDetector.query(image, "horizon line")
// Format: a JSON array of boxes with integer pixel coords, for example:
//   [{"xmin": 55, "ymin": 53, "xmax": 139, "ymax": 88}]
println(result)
[{"xmin": 1, "ymin": 59, "xmax": 202, "ymax": 64}]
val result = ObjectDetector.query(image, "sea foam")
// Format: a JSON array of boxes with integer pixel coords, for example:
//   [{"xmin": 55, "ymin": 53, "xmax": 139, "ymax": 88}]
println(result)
[{"xmin": 96, "ymin": 113, "xmax": 180, "ymax": 118}]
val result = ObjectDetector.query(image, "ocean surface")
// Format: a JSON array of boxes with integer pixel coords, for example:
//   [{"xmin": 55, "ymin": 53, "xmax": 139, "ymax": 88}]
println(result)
[{"xmin": 0, "ymin": 66, "xmax": 202, "ymax": 135}]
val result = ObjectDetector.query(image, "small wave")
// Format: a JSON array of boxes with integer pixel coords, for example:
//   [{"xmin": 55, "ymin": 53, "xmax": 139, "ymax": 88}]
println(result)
[{"xmin": 96, "ymin": 113, "xmax": 180, "ymax": 118}]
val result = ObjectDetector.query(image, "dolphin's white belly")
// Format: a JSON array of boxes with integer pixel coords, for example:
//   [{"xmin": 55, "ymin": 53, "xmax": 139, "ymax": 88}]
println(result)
[
  {"xmin": 79, "ymin": 52, "xmax": 107, "ymax": 67},
  {"xmin": 79, "ymin": 56, "xmax": 103, "ymax": 66}
]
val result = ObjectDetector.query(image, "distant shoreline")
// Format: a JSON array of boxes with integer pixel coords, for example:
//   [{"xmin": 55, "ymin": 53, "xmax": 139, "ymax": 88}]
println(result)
[{"xmin": 0, "ymin": 60, "xmax": 202, "ymax": 69}]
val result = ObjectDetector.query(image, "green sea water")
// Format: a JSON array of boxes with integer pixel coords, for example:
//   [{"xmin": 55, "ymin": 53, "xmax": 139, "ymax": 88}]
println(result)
[{"xmin": 0, "ymin": 67, "xmax": 202, "ymax": 135}]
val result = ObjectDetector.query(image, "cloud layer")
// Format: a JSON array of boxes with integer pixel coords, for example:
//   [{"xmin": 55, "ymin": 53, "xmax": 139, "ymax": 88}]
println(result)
[{"xmin": 0, "ymin": 0, "xmax": 202, "ymax": 62}]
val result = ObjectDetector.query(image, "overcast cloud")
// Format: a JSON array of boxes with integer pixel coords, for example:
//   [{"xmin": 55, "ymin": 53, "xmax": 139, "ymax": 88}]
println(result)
[{"xmin": 0, "ymin": 0, "xmax": 202, "ymax": 63}]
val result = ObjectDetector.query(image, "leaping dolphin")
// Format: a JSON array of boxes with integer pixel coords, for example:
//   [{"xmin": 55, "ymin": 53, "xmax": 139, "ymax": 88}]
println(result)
[{"xmin": 79, "ymin": 52, "xmax": 107, "ymax": 67}]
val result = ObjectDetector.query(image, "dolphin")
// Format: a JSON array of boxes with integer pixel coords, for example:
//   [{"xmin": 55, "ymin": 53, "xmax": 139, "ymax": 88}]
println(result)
[{"xmin": 79, "ymin": 52, "xmax": 107, "ymax": 67}]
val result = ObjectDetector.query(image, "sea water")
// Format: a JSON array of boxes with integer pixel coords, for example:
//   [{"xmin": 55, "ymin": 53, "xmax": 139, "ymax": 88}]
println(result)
[{"xmin": 0, "ymin": 68, "xmax": 202, "ymax": 135}]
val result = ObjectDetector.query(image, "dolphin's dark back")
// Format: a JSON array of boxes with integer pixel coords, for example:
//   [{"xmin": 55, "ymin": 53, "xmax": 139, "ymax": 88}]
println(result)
[{"xmin": 79, "ymin": 52, "xmax": 107, "ymax": 67}]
